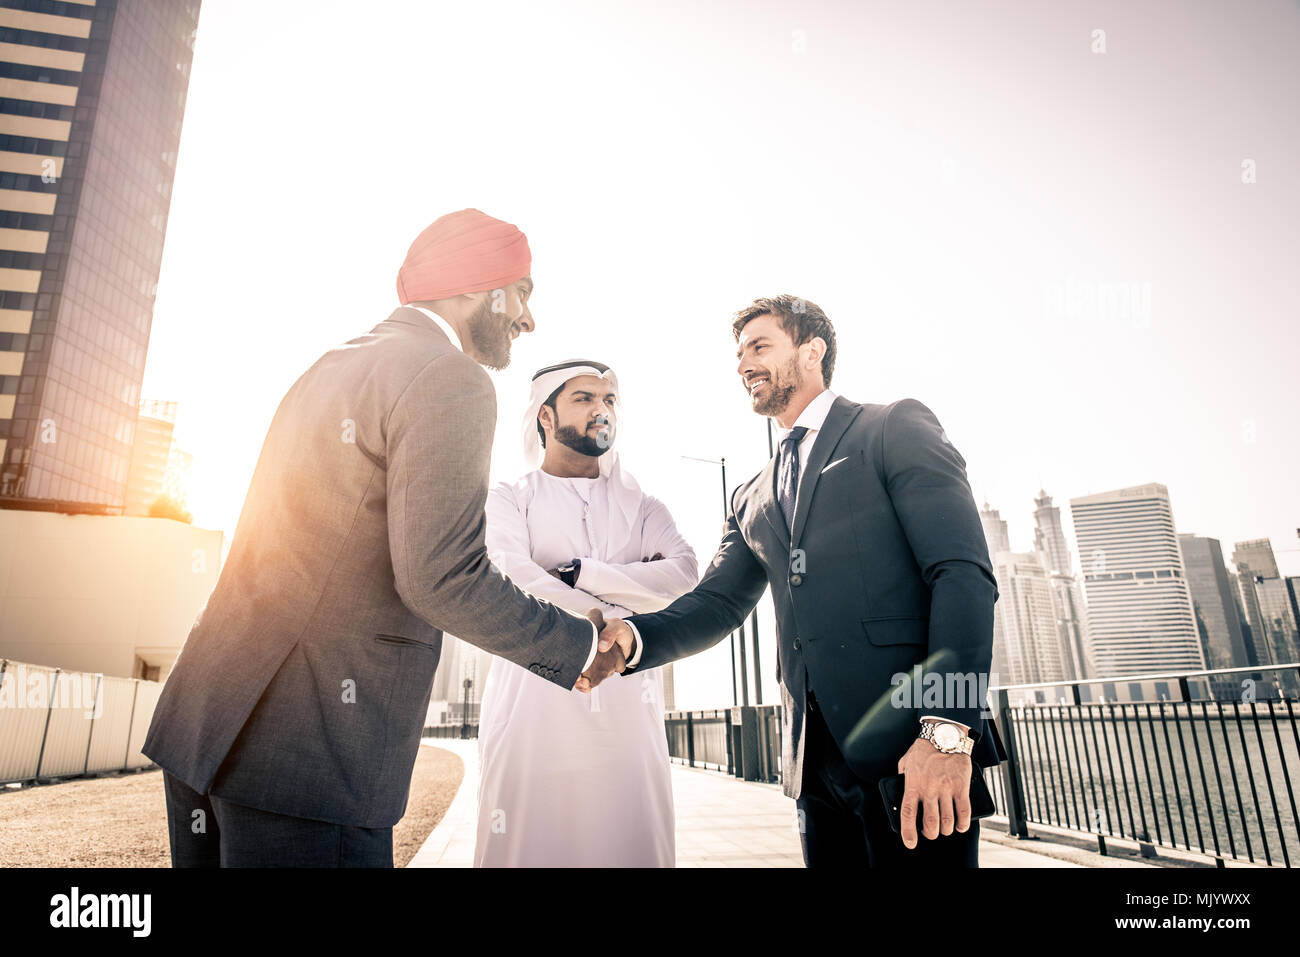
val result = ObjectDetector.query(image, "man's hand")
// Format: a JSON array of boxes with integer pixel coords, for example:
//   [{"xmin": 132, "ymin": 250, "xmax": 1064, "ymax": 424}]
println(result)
[
  {"xmin": 574, "ymin": 617, "xmax": 635, "ymax": 693},
  {"xmin": 895, "ymin": 738, "xmax": 973, "ymax": 850},
  {"xmin": 641, "ymin": 552, "xmax": 665, "ymax": 562}
]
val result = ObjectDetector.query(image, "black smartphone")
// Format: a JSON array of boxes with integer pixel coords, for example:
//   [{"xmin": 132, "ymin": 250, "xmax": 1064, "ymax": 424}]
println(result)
[{"xmin": 878, "ymin": 766, "xmax": 997, "ymax": 834}]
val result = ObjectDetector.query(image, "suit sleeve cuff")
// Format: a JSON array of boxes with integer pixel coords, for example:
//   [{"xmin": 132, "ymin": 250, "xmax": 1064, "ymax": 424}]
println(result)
[
  {"xmin": 625, "ymin": 620, "xmax": 644, "ymax": 668},
  {"xmin": 581, "ymin": 621, "xmax": 599, "ymax": 673}
]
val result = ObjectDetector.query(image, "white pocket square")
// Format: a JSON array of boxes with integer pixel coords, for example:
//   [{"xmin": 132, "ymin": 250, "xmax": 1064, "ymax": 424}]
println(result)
[{"xmin": 821, "ymin": 456, "xmax": 848, "ymax": 474}]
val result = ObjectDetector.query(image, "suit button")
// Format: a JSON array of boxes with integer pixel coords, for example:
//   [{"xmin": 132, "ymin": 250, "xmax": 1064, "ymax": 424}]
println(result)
[
  {"xmin": 790, "ymin": 574, "xmax": 803, "ymax": 586},
  {"xmin": 793, "ymin": 637, "xmax": 802, "ymax": 651},
  {"xmin": 529, "ymin": 664, "xmax": 540, "ymax": 674}
]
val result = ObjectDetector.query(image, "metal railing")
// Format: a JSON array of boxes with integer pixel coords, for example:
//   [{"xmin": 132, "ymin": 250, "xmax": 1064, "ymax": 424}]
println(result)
[
  {"xmin": 422, "ymin": 723, "xmax": 478, "ymax": 740},
  {"xmin": 664, "ymin": 709, "xmax": 734, "ymax": 773},
  {"xmin": 0, "ymin": 658, "xmax": 161, "ymax": 785},
  {"xmin": 663, "ymin": 665, "xmax": 1300, "ymax": 867},
  {"xmin": 993, "ymin": 665, "xmax": 1299, "ymax": 867}
]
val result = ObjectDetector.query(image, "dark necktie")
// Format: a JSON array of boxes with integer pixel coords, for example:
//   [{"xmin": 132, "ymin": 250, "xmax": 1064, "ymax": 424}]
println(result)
[{"xmin": 777, "ymin": 425, "xmax": 809, "ymax": 533}]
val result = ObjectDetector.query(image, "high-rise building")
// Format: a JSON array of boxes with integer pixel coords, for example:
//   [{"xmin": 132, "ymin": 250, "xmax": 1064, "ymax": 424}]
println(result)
[
  {"xmin": 430, "ymin": 635, "xmax": 496, "ymax": 723},
  {"xmin": 1288, "ymin": 577, "xmax": 1300, "ymax": 652},
  {"xmin": 0, "ymin": 0, "xmax": 201, "ymax": 513},
  {"xmin": 1233, "ymin": 538, "xmax": 1280, "ymax": 579},
  {"xmin": 124, "ymin": 396, "xmax": 178, "ymax": 514},
  {"xmin": 1033, "ymin": 489, "xmax": 1073, "ymax": 576},
  {"xmin": 1069, "ymin": 483, "xmax": 1205, "ymax": 676},
  {"xmin": 990, "ymin": 551, "xmax": 1066, "ymax": 686},
  {"xmin": 1232, "ymin": 569, "xmax": 1271, "ymax": 667},
  {"xmin": 1232, "ymin": 539, "xmax": 1299, "ymax": 671},
  {"xmin": 978, "ymin": 501, "xmax": 1011, "ymax": 682},
  {"xmin": 979, "ymin": 501, "xmax": 1010, "ymax": 556},
  {"xmin": 1256, "ymin": 578, "xmax": 1299, "ymax": 666},
  {"xmin": 980, "ymin": 499, "xmax": 1072, "ymax": 685},
  {"xmin": 1178, "ymin": 534, "xmax": 1252, "ymax": 698},
  {"xmin": 1032, "ymin": 489, "xmax": 1092, "ymax": 680}
]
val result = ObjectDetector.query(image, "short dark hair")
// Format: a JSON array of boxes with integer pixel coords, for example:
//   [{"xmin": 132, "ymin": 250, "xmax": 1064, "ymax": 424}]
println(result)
[
  {"xmin": 731, "ymin": 294, "xmax": 836, "ymax": 387},
  {"xmin": 536, "ymin": 382, "xmax": 564, "ymax": 448}
]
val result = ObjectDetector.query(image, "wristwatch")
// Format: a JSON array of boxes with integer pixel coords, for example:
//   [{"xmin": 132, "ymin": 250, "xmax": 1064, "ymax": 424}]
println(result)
[
  {"xmin": 555, "ymin": 559, "xmax": 582, "ymax": 588},
  {"xmin": 918, "ymin": 717, "xmax": 974, "ymax": 755}
]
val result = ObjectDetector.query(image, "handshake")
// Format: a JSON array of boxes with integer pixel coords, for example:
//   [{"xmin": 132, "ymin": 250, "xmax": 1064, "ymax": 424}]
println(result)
[{"xmin": 575, "ymin": 608, "xmax": 635, "ymax": 693}]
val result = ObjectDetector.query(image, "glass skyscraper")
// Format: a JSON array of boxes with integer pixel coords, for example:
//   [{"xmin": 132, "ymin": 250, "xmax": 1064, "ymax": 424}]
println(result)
[
  {"xmin": 1070, "ymin": 483, "xmax": 1205, "ymax": 677},
  {"xmin": 1033, "ymin": 488, "xmax": 1093, "ymax": 680},
  {"xmin": 1232, "ymin": 538, "xmax": 1299, "ymax": 676},
  {"xmin": 0, "ymin": 0, "xmax": 200, "ymax": 513},
  {"xmin": 1178, "ymin": 533, "xmax": 1252, "ymax": 693}
]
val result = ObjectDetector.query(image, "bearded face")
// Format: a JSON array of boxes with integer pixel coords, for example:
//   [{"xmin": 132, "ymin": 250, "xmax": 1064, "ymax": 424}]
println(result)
[
  {"xmin": 746, "ymin": 350, "xmax": 804, "ymax": 416},
  {"xmin": 540, "ymin": 374, "xmax": 618, "ymax": 458},
  {"xmin": 552, "ymin": 417, "xmax": 614, "ymax": 457},
  {"xmin": 465, "ymin": 296, "xmax": 520, "ymax": 371}
]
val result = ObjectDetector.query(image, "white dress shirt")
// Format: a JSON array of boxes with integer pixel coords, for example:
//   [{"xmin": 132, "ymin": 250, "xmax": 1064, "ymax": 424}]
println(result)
[
  {"xmin": 403, "ymin": 303, "xmax": 602, "ymax": 674},
  {"xmin": 777, "ymin": 387, "xmax": 838, "ymax": 505}
]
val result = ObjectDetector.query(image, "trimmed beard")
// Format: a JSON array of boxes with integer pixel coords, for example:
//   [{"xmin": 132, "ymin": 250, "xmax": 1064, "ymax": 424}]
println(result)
[
  {"xmin": 750, "ymin": 354, "xmax": 802, "ymax": 416},
  {"xmin": 465, "ymin": 298, "xmax": 515, "ymax": 370},
  {"xmin": 552, "ymin": 422, "xmax": 614, "ymax": 458}
]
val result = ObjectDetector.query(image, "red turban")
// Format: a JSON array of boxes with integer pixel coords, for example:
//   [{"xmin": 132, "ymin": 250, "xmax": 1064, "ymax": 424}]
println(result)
[{"xmin": 396, "ymin": 208, "xmax": 531, "ymax": 305}]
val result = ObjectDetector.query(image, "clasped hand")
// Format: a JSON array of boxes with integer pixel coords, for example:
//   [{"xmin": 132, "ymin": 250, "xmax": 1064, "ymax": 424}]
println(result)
[{"xmin": 575, "ymin": 608, "xmax": 634, "ymax": 693}]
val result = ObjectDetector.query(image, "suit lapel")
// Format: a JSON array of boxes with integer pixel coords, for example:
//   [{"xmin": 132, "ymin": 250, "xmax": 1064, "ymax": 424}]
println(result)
[
  {"xmin": 753, "ymin": 453, "xmax": 790, "ymax": 551},
  {"xmin": 790, "ymin": 396, "xmax": 862, "ymax": 548}
]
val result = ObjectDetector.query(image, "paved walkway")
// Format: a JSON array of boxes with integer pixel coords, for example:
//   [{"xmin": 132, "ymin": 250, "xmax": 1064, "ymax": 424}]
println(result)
[{"xmin": 408, "ymin": 738, "xmax": 1084, "ymax": 868}]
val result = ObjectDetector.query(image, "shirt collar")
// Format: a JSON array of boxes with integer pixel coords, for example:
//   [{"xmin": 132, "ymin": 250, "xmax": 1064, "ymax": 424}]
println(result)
[
  {"xmin": 402, "ymin": 304, "xmax": 464, "ymax": 353},
  {"xmin": 775, "ymin": 388, "xmax": 838, "ymax": 439}
]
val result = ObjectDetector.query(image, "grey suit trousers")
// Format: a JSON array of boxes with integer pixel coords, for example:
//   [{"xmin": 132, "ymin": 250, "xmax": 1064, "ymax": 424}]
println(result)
[{"xmin": 163, "ymin": 771, "xmax": 393, "ymax": 868}]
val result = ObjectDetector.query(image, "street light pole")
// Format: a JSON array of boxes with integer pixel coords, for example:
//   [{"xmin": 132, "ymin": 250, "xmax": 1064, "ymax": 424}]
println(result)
[
  {"xmin": 683, "ymin": 453, "xmax": 741, "ymax": 707},
  {"xmin": 749, "ymin": 418, "xmax": 776, "ymax": 705}
]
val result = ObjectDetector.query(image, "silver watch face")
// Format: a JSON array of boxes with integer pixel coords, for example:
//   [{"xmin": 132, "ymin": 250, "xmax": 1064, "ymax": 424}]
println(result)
[{"xmin": 934, "ymin": 724, "xmax": 961, "ymax": 750}]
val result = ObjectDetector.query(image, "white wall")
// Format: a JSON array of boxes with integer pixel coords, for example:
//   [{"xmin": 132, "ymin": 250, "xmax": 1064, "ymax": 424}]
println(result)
[{"xmin": 0, "ymin": 510, "xmax": 223, "ymax": 681}]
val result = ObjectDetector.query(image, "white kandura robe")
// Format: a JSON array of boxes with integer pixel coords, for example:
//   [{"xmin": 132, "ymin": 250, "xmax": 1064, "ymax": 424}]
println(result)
[{"xmin": 474, "ymin": 468, "xmax": 698, "ymax": 867}]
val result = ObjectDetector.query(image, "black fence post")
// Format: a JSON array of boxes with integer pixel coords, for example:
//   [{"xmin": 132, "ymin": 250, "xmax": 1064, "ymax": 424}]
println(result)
[
  {"xmin": 996, "ymin": 688, "xmax": 1031, "ymax": 839},
  {"xmin": 725, "ymin": 710, "xmax": 735, "ymax": 775}
]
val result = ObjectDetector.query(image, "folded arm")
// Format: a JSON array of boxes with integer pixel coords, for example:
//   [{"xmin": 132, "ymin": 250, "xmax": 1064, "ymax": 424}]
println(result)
[
  {"xmin": 575, "ymin": 496, "xmax": 700, "ymax": 615},
  {"xmin": 485, "ymin": 484, "xmax": 632, "ymax": 622}
]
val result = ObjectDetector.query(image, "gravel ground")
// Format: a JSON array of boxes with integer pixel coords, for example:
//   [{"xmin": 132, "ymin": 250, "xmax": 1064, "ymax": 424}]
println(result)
[{"xmin": 0, "ymin": 744, "xmax": 465, "ymax": 868}]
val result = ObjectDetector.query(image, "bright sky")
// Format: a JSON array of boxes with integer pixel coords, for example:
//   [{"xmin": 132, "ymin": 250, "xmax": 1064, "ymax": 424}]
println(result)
[{"xmin": 142, "ymin": 0, "xmax": 1300, "ymax": 709}]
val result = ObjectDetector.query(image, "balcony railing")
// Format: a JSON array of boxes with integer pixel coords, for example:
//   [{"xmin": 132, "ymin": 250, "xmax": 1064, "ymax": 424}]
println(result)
[{"xmin": 663, "ymin": 664, "xmax": 1300, "ymax": 867}]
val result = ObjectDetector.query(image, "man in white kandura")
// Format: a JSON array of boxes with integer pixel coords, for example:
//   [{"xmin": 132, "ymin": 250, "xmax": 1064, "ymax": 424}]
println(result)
[{"xmin": 474, "ymin": 358, "xmax": 699, "ymax": 867}]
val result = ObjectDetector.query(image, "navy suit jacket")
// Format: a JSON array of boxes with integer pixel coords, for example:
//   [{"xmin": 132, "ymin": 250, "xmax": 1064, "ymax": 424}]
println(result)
[{"xmin": 625, "ymin": 395, "xmax": 1005, "ymax": 799}]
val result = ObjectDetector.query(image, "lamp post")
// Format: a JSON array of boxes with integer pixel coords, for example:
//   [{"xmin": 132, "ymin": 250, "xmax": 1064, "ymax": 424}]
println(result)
[
  {"xmin": 682, "ymin": 454, "xmax": 743, "ymax": 706},
  {"xmin": 748, "ymin": 419, "xmax": 775, "ymax": 705}
]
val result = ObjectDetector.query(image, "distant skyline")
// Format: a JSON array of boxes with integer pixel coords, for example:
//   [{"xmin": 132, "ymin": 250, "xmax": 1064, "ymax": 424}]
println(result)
[{"xmin": 139, "ymin": 0, "xmax": 1299, "ymax": 709}]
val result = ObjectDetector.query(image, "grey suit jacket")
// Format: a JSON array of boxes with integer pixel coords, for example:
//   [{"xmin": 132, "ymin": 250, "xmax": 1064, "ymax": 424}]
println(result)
[
  {"xmin": 142, "ymin": 307, "xmax": 594, "ymax": 827},
  {"xmin": 624, "ymin": 395, "xmax": 1004, "ymax": 799}
]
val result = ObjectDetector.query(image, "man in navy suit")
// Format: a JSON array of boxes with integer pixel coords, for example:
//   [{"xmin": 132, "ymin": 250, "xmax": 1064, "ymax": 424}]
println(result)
[{"xmin": 592, "ymin": 295, "xmax": 1004, "ymax": 867}]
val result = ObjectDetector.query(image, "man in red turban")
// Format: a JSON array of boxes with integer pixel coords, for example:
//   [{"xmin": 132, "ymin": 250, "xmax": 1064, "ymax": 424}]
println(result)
[
  {"xmin": 396, "ymin": 207, "xmax": 536, "ymax": 370},
  {"xmin": 146, "ymin": 208, "xmax": 632, "ymax": 867}
]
